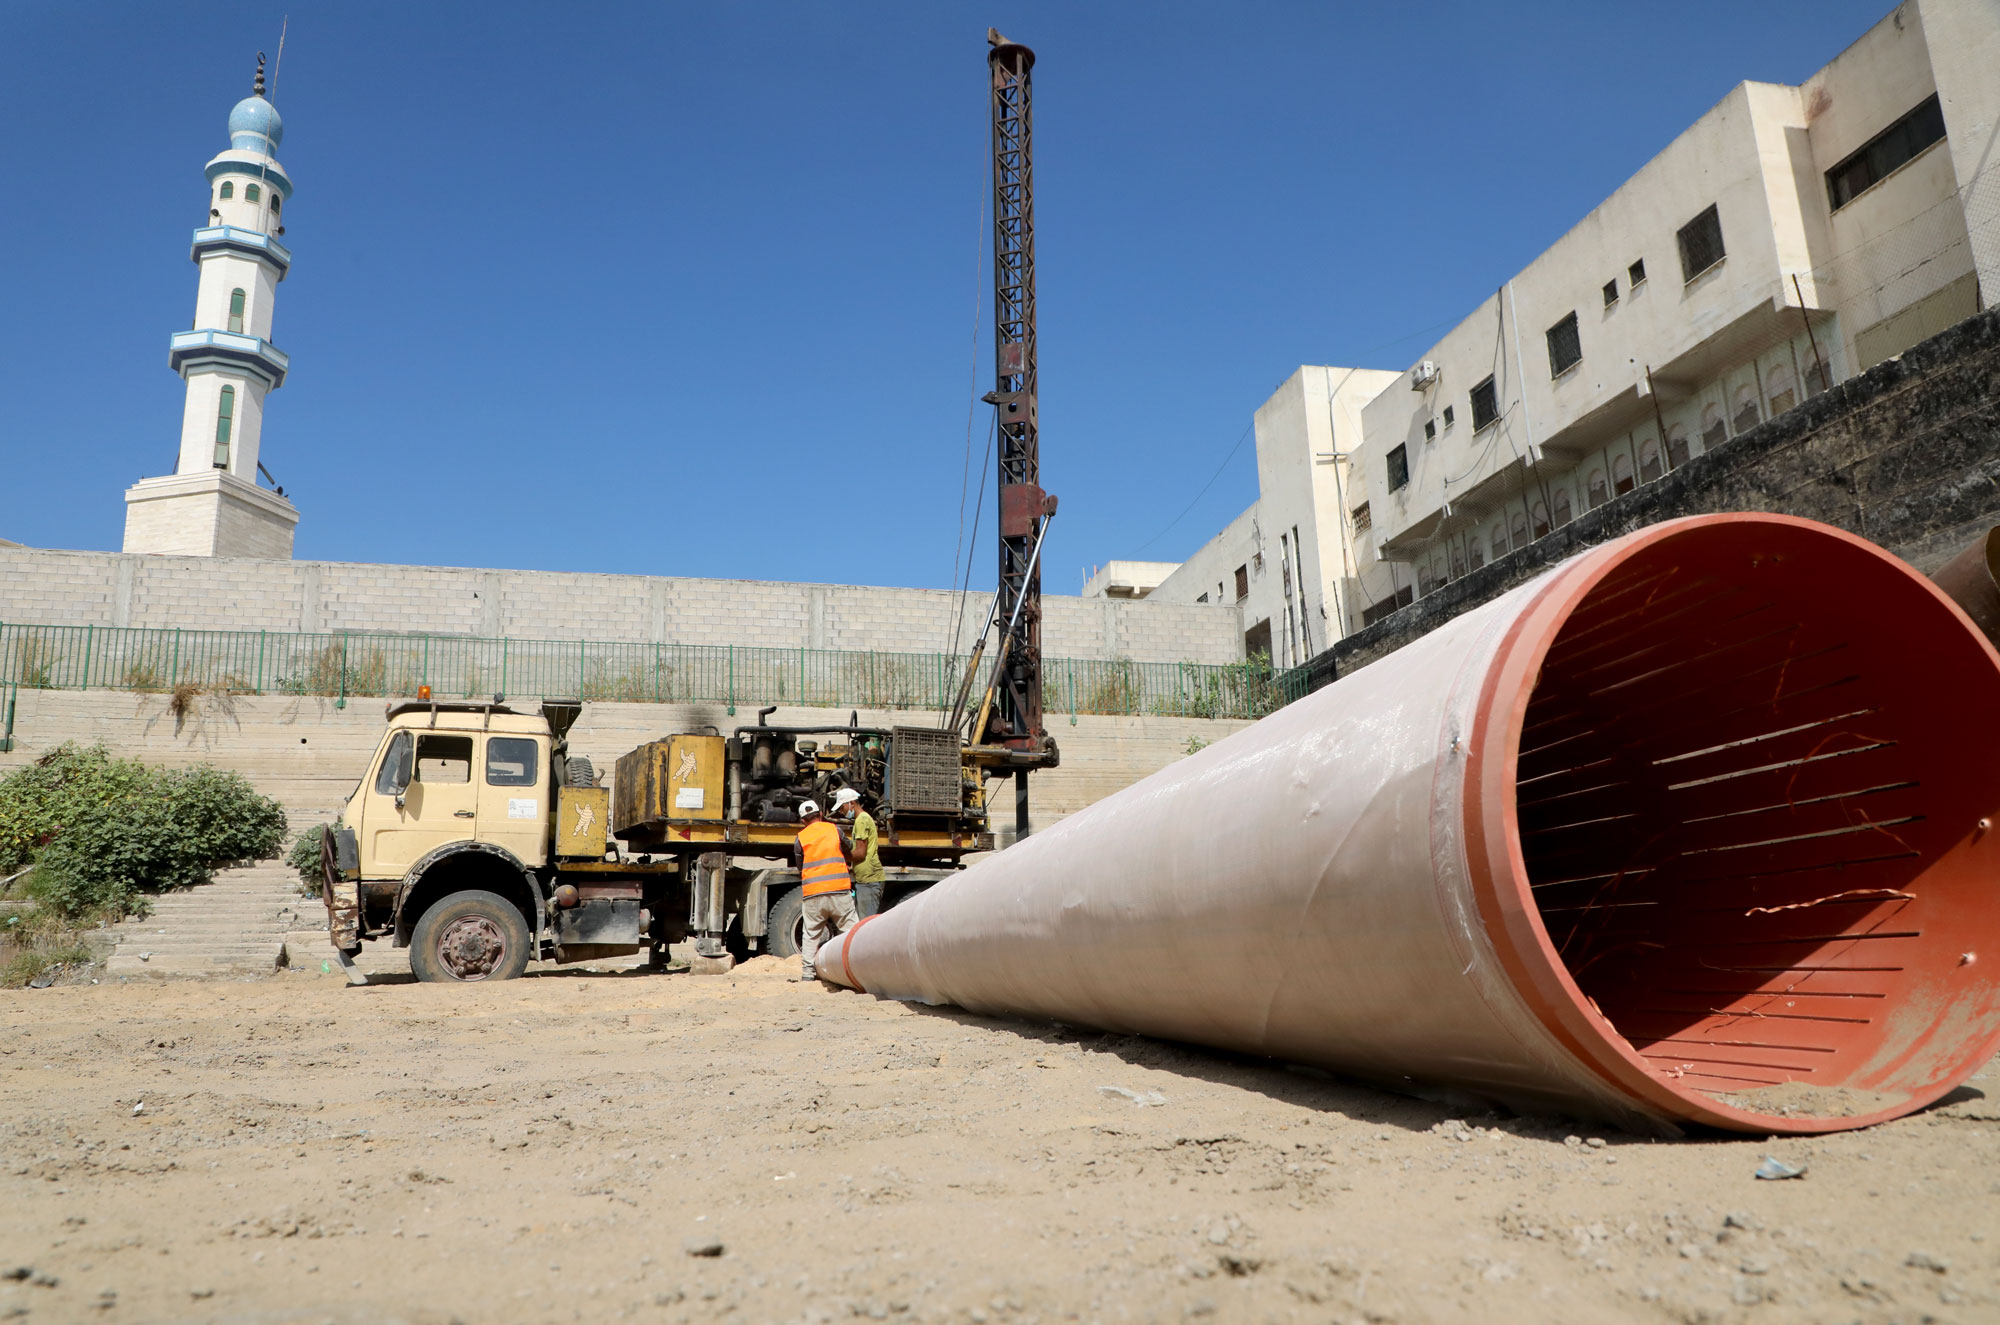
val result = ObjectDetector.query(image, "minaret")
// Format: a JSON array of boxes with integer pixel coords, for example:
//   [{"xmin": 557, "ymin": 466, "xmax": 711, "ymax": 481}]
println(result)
[{"xmin": 122, "ymin": 54, "xmax": 300, "ymax": 558}]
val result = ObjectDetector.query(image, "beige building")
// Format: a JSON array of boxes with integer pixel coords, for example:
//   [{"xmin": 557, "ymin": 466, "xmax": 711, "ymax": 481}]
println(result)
[
  {"xmin": 1352, "ymin": 0, "xmax": 1996, "ymax": 606},
  {"xmin": 1139, "ymin": 0, "xmax": 1996, "ymax": 652}
]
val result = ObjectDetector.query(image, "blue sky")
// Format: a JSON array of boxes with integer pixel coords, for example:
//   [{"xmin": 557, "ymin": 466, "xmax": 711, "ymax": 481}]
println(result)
[{"xmin": 2, "ymin": 1, "xmax": 1893, "ymax": 592}]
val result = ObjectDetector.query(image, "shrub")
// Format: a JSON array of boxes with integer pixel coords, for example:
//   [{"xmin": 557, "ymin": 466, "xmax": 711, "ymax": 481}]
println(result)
[
  {"xmin": 0, "ymin": 747, "xmax": 287, "ymax": 920},
  {"xmin": 287, "ymin": 824, "xmax": 332, "ymax": 896}
]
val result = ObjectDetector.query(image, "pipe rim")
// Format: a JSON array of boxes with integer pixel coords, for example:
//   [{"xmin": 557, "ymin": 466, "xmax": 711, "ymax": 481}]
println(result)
[{"xmin": 1463, "ymin": 513, "xmax": 2000, "ymax": 1133}]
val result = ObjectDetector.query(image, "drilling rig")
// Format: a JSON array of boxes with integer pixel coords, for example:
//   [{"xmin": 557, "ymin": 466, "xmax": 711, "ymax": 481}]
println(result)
[{"xmin": 959, "ymin": 28, "xmax": 1061, "ymax": 842}]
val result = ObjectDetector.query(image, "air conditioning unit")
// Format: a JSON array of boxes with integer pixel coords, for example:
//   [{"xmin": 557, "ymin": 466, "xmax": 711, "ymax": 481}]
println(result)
[{"xmin": 1410, "ymin": 360, "xmax": 1441, "ymax": 389}]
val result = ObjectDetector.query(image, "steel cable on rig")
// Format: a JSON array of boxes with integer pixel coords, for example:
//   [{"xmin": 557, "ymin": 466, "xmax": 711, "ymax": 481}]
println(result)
[{"xmin": 942, "ymin": 129, "xmax": 991, "ymax": 656}]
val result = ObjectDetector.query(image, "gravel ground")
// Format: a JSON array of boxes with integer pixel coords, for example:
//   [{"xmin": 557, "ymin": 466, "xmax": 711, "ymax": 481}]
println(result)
[{"xmin": 2, "ymin": 957, "xmax": 1997, "ymax": 1324}]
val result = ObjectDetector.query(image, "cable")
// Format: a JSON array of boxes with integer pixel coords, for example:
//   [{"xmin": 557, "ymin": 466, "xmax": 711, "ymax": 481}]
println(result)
[
  {"xmin": 949, "ymin": 413, "xmax": 998, "ymax": 655},
  {"xmin": 1130, "ymin": 420, "xmax": 1255, "ymax": 557},
  {"xmin": 943, "ymin": 144, "xmax": 989, "ymax": 651}
]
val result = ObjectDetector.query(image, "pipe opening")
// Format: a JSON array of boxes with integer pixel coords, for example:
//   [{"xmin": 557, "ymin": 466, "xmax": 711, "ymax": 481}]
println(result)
[{"xmin": 1512, "ymin": 522, "xmax": 2000, "ymax": 1126}]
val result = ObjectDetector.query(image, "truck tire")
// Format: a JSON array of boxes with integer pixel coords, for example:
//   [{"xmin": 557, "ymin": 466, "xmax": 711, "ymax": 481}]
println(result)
[
  {"xmin": 765, "ymin": 886, "xmax": 804, "ymax": 959},
  {"xmin": 564, "ymin": 756, "xmax": 596, "ymax": 788},
  {"xmin": 409, "ymin": 890, "xmax": 532, "ymax": 983}
]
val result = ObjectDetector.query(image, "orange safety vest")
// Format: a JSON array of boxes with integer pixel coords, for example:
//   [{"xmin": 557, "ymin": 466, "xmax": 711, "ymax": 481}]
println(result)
[{"xmin": 797, "ymin": 819, "xmax": 853, "ymax": 898}]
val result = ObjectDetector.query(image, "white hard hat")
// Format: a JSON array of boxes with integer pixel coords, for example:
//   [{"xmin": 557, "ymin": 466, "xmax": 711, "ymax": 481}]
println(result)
[
  {"xmin": 831, "ymin": 788, "xmax": 861, "ymax": 809},
  {"xmin": 797, "ymin": 799, "xmax": 821, "ymax": 818}
]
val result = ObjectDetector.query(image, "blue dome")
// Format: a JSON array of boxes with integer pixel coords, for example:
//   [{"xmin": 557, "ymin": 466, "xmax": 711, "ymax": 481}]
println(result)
[{"xmin": 228, "ymin": 95, "xmax": 284, "ymax": 152}]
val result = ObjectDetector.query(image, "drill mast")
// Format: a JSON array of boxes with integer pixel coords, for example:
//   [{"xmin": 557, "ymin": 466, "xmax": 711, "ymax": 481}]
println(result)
[{"xmin": 984, "ymin": 29, "xmax": 1057, "ymax": 780}]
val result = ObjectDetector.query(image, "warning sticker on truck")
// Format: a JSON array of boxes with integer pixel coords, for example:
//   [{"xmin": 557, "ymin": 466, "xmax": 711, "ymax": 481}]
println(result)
[
  {"xmin": 508, "ymin": 798, "xmax": 537, "ymax": 819},
  {"xmin": 674, "ymin": 787, "xmax": 705, "ymax": 810}
]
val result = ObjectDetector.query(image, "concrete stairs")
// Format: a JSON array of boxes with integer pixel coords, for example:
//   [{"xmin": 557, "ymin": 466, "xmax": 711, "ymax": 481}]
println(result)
[{"xmin": 105, "ymin": 861, "xmax": 307, "ymax": 975}]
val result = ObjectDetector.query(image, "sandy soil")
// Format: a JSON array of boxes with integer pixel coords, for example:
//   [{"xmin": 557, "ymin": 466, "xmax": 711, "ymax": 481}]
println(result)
[{"xmin": 2, "ymin": 959, "xmax": 1997, "ymax": 1325}]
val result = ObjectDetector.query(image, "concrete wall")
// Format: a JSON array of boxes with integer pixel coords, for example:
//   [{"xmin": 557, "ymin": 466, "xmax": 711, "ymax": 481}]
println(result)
[
  {"xmin": 1313, "ymin": 303, "xmax": 2000, "ymax": 682},
  {"xmin": 0, "ymin": 547, "xmax": 1243, "ymax": 664},
  {"xmin": 0, "ymin": 688, "xmax": 1253, "ymax": 843}
]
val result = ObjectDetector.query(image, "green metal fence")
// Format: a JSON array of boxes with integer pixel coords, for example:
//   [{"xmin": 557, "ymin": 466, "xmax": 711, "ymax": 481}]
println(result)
[{"xmin": 0, "ymin": 623, "xmax": 1290, "ymax": 722}]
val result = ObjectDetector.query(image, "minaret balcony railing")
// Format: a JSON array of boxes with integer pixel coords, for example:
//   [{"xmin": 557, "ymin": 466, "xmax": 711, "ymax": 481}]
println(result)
[
  {"xmin": 190, "ymin": 225, "xmax": 292, "ymax": 276},
  {"xmin": 168, "ymin": 329, "xmax": 290, "ymax": 389}
]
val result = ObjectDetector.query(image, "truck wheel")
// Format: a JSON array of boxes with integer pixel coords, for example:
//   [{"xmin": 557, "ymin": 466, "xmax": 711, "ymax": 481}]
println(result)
[
  {"xmin": 409, "ymin": 890, "xmax": 532, "ymax": 983},
  {"xmin": 565, "ymin": 756, "xmax": 596, "ymax": 788},
  {"xmin": 765, "ymin": 887, "xmax": 804, "ymax": 959}
]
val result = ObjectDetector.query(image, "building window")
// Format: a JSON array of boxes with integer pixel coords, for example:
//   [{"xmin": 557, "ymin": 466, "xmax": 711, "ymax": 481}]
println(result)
[
  {"xmin": 1612, "ymin": 453, "xmax": 1635, "ymax": 495},
  {"xmin": 1677, "ymin": 204, "xmax": 1725, "ymax": 283},
  {"xmin": 227, "ymin": 288, "xmax": 246, "ymax": 334},
  {"xmin": 1531, "ymin": 502, "xmax": 1550, "ymax": 539},
  {"xmin": 1805, "ymin": 360, "xmax": 1826, "ymax": 397},
  {"xmin": 1442, "ymin": 405, "xmax": 1454, "ymax": 428},
  {"xmin": 1349, "ymin": 501, "xmax": 1371, "ymax": 533},
  {"xmin": 1702, "ymin": 402, "xmax": 1728, "ymax": 450},
  {"xmin": 1766, "ymin": 364, "xmax": 1795, "ymax": 416},
  {"xmin": 219, "ymin": 181, "xmax": 233, "ymax": 200},
  {"xmin": 1546, "ymin": 312, "xmax": 1582, "ymax": 377},
  {"xmin": 1387, "ymin": 444, "xmax": 1410, "ymax": 492},
  {"xmin": 1448, "ymin": 542, "xmax": 1465, "ymax": 580},
  {"xmin": 1510, "ymin": 511, "xmax": 1530, "ymax": 550},
  {"xmin": 1468, "ymin": 540, "xmax": 1485, "ymax": 571},
  {"xmin": 1491, "ymin": 524, "xmax": 1509, "ymax": 561},
  {"xmin": 1603, "ymin": 280, "xmax": 1619, "ymax": 308},
  {"xmin": 245, "ymin": 183, "xmax": 261, "ymax": 204},
  {"xmin": 1732, "ymin": 384, "xmax": 1760, "ymax": 435},
  {"xmin": 1667, "ymin": 425, "xmax": 1691, "ymax": 469},
  {"xmin": 1827, "ymin": 95, "xmax": 1947, "ymax": 212},
  {"xmin": 1552, "ymin": 487, "xmax": 1572, "ymax": 527},
  {"xmin": 1195, "ymin": 592, "xmax": 1209, "ymax": 604},
  {"xmin": 269, "ymin": 193, "xmax": 280, "ymax": 215},
  {"xmin": 1587, "ymin": 470, "xmax": 1608, "ymax": 510},
  {"xmin": 1628, "ymin": 258, "xmax": 1646, "ymax": 287},
  {"xmin": 1234, "ymin": 565, "xmax": 1249, "ymax": 601},
  {"xmin": 1639, "ymin": 437, "xmax": 1662, "ymax": 483},
  {"xmin": 1424, "ymin": 419, "xmax": 1437, "ymax": 441},
  {"xmin": 1469, "ymin": 377, "xmax": 1499, "ymax": 431},
  {"xmin": 1418, "ymin": 563, "xmax": 1437, "ymax": 596},
  {"xmin": 213, "ymin": 385, "xmax": 235, "ymax": 468}
]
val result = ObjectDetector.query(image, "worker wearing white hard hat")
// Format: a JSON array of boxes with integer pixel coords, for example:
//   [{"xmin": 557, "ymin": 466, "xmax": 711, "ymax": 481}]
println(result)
[
  {"xmin": 789, "ymin": 797, "xmax": 859, "ymax": 982},
  {"xmin": 831, "ymin": 787, "xmax": 886, "ymax": 918}
]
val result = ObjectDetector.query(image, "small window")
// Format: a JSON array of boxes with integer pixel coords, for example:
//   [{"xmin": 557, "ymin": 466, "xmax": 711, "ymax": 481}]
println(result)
[
  {"xmin": 1587, "ymin": 471, "xmax": 1608, "ymax": 510},
  {"xmin": 1424, "ymin": 419, "xmax": 1437, "ymax": 441},
  {"xmin": 1468, "ymin": 540, "xmax": 1485, "ymax": 571},
  {"xmin": 1442, "ymin": 405, "xmax": 1454, "ymax": 428},
  {"xmin": 1448, "ymin": 543, "xmax": 1465, "ymax": 580},
  {"xmin": 374, "ymin": 730, "xmax": 413, "ymax": 795},
  {"xmin": 1510, "ymin": 510, "xmax": 1530, "ymax": 550},
  {"xmin": 1546, "ymin": 312, "xmax": 1582, "ymax": 377},
  {"xmin": 1386, "ymin": 444, "xmax": 1410, "ymax": 492},
  {"xmin": 1418, "ymin": 563, "xmax": 1437, "ymax": 596},
  {"xmin": 1612, "ymin": 453, "xmax": 1635, "ymax": 495},
  {"xmin": 1766, "ymin": 364, "xmax": 1795, "ymax": 417},
  {"xmin": 1639, "ymin": 437, "xmax": 1662, "ymax": 483},
  {"xmin": 1805, "ymin": 360, "xmax": 1826, "ymax": 398},
  {"xmin": 1195, "ymin": 592, "xmax": 1209, "ymax": 604},
  {"xmin": 1531, "ymin": 502, "xmax": 1550, "ymax": 539},
  {"xmin": 1552, "ymin": 487, "xmax": 1573, "ymax": 527},
  {"xmin": 1732, "ymin": 384, "xmax": 1760, "ymax": 435},
  {"xmin": 414, "ymin": 734, "xmax": 473, "ymax": 784},
  {"xmin": 1826, "ymin": 95, "xmax": 1947, "ymax": 212},
  {"xmin": 1469, "ymin": 377, "xmax": 1499, "ymax": 431},
  {"xmin": 212, "ymin": 384, "xmax": 235, "ymax": 468},
  {"xmin": 1702, "ymin": 402, "xmax": 1728, "ymax": 450},
  {"xmin": 1677, "ymin": 204, "xmax": 1725, "ymax": 282},
  {"xmin": 486, "ymin": 736, "xmax": 540, "ymax": 787},
  {"xmin": 1603, "ymin": 280, "xmax": 1619, "ymax": 308},
  {"xmin": 245, "ymin": 183, "xmax": 261, "ymax": 204},
  {"xmin": 1667, "ymin": 426, "xmax": 1691, "ymax": 470},
  {"xmin": 1491, "ymin": 524, "xmax": 1509, "ymax": 560},
  {"xmin": 269, "ymin": 193, "xmax": 280, "ymax": 215},
  {"xmin": 219, "ymin": 181, "xmax": 234, "ymax": 200},
  {"xmin": 228, "ymin": 288, "xmax": 246, "ymax": 334},
  {"xmin": 1234, "ymin": 566, "xmax": 1249, "ymax": 601},
  {"xmin": 1628, "ymin": 259, "xmax": 1646, "ymax": 286},
  {"xmin": 1349, "ymin": 501, "xmax": 1372, "ymax": 533}
]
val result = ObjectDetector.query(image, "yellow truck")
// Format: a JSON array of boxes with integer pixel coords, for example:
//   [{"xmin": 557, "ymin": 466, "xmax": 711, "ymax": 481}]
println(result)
[{"xmin": 320, "ymin": 697, "xmax": 993, "ymax": 982}]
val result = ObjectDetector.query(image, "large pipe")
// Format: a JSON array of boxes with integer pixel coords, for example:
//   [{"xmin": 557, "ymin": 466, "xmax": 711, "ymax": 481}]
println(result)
[
  {"xmin": 821, "ymin": 515, "xmax": 2000, "ymax": 1134},
  {"xmin": 1930, "ymin": 525, "xmax": 2000, "ymax": 651}
]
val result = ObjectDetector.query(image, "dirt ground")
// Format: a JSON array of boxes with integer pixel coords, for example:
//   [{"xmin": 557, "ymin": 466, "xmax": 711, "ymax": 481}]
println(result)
[{"xmin": 2, "ymin": 959, "xmax": 1997, "ymax": 1325}]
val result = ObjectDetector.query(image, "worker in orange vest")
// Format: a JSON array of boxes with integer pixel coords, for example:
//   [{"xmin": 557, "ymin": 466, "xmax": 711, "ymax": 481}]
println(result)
[{"xmin": 790, "ymin": 798, "xmax": 859, "ymax": 982}]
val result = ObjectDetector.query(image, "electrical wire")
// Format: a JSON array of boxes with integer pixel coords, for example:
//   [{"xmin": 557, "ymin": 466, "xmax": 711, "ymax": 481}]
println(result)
[
  {"xmin": 1130, "ymin": 420, "xmax": 1254, "ymax": 558},
  {"xmin": 949, "ymin": 412, "xmax": 998, "ymax": 656}
]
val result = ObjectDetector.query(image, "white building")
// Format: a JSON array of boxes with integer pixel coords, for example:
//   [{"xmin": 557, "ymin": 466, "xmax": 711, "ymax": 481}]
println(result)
[
  {"xmin": 1079, "ymin": 560, "xmax": 1180, "ymax": 600},
  {"xmin": 1138, "ymin": 0, "xmax": 1997, "ymax": 652},
  {"xmin": 1351, "ymin": 0, "xmax": 1997, "ymax": 603},
  {"xmin": 122, "ymin": 56, "xmax": 301, "ymax": 559}
]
